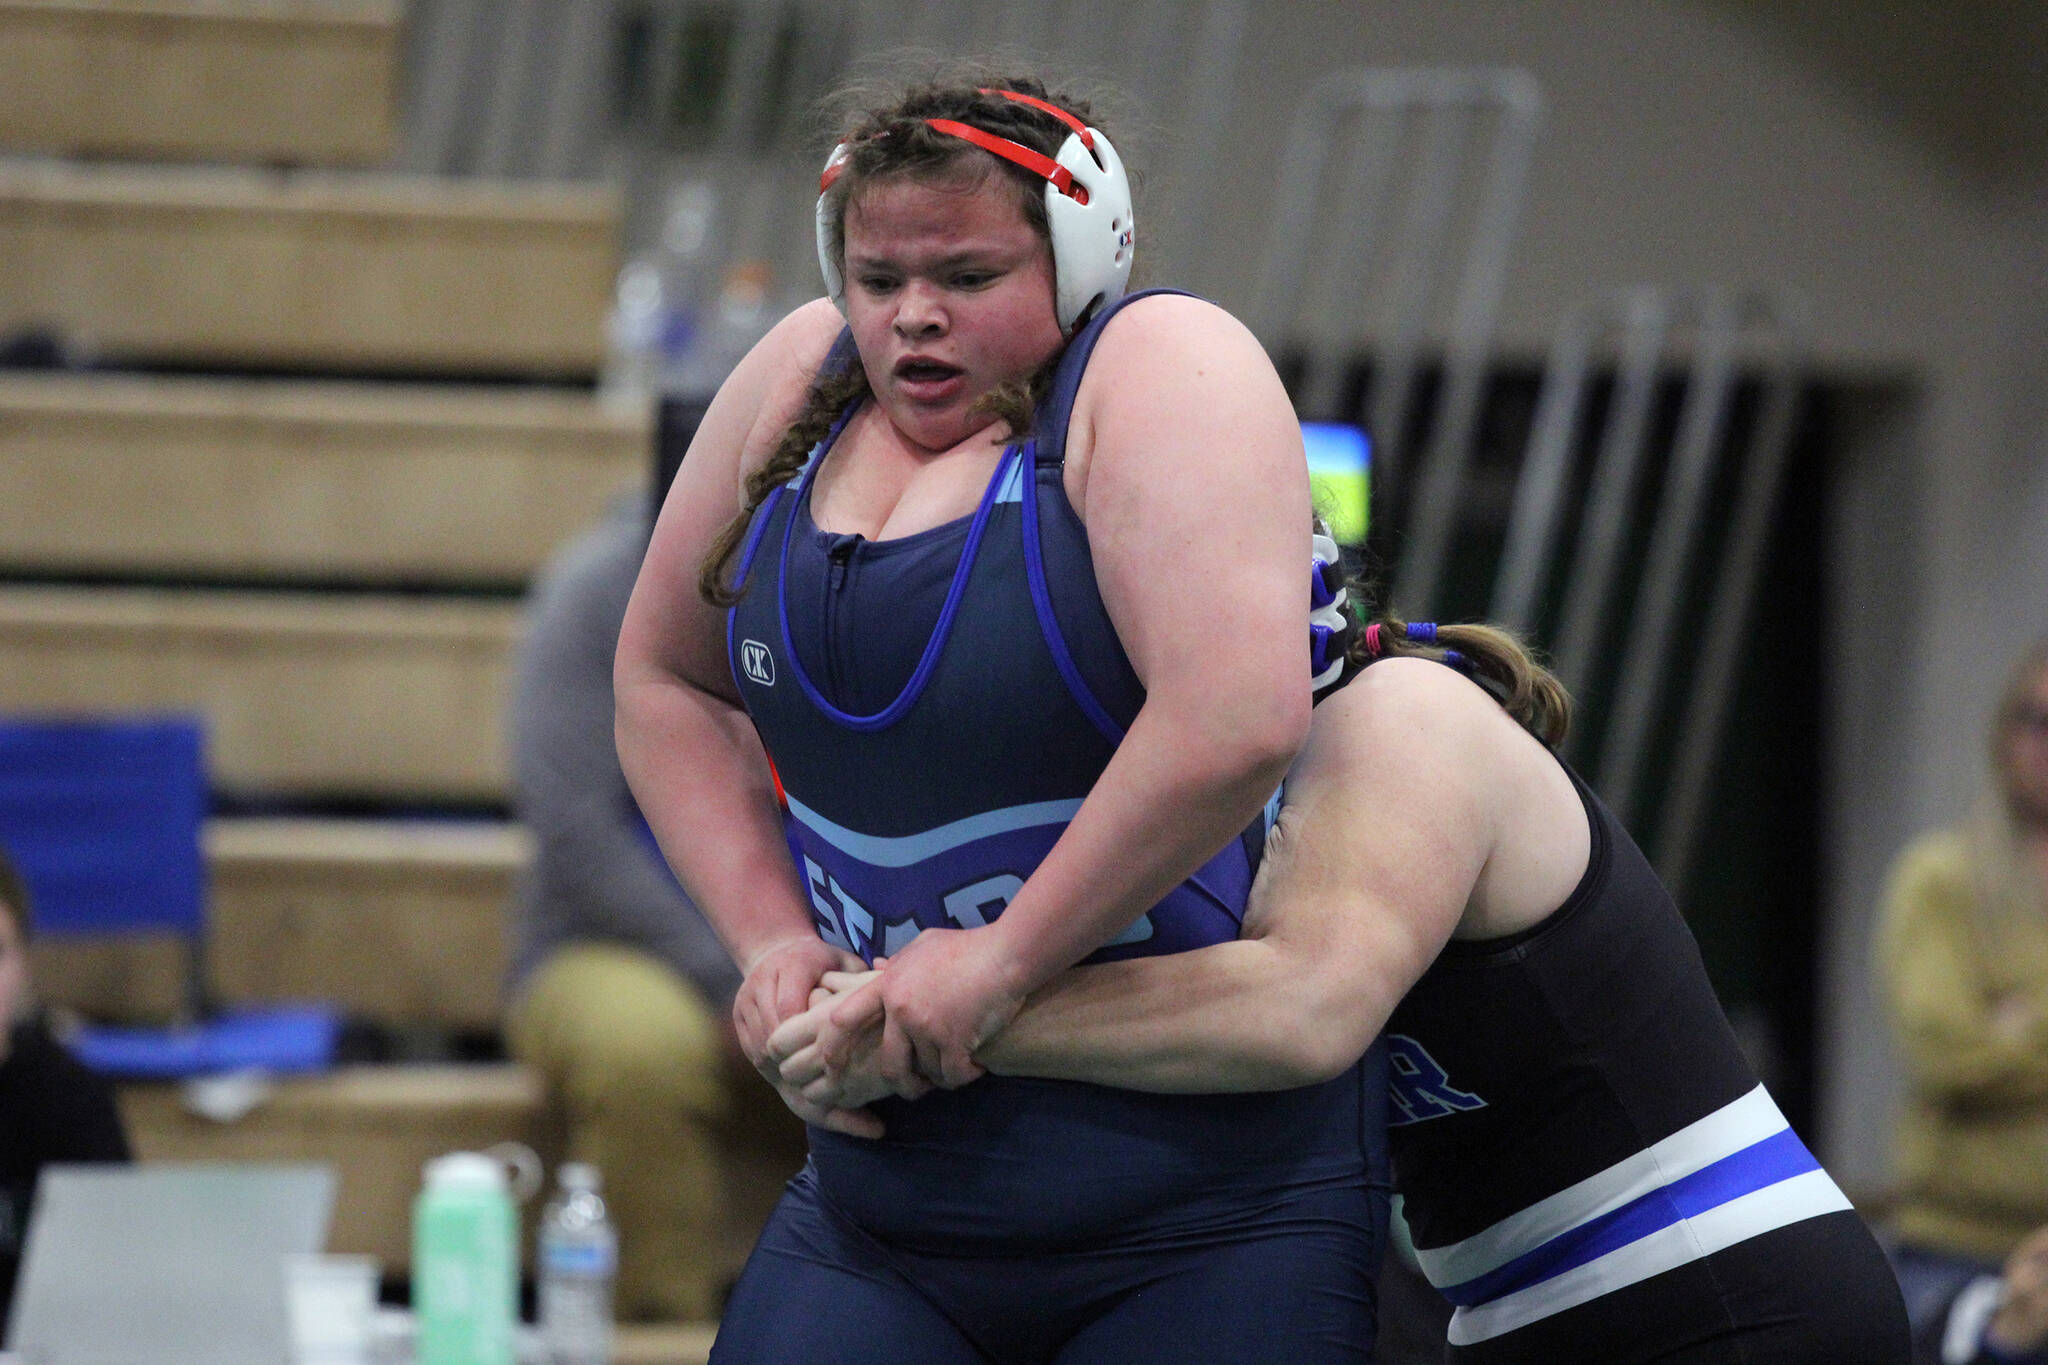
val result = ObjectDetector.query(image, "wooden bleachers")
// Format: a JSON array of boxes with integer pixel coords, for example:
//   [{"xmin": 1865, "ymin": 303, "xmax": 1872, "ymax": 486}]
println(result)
[
  {"xmin": 0, "ymin": 584, "xmax": 520, "ymax": 801},
  {"xmin": 0, "ymin": 0, "xmax": 402, "ymax": 165},
  {"xmin": 0, "ymin": 159, "xmax": 619, "ymax": 373},
  {"xmin": 207, "ymin": 818, "xmax": 526, "ymax": 1029},
  {"xmin": 0, "ymin": 371, "xmax": 645, "ymax": 582},
  {"xmin": 0, "ymin": 6, "xmax": 801, "ymax": 1338},
  {"xmin": 37, "ymin": 816, "xmax": 544, "ymax": 1266},
  {"xmin": 41, "ymin": 814, "xmax": 805, "ymax": 1295},
  {"xmin": 35, "ymin": 817, "xmax": 522, "ymax": 1027}
]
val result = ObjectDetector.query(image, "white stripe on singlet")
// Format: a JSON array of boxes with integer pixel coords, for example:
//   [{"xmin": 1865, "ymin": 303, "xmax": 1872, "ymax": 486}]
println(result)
[
  {"xmin": 1417, "ymin": 1086, "xmax": 1787, "ymax": 1288},
  {"xmin": 1411, "ymin": 1086, "xmax": 1853, "ymax": 1345},
  {"xmin": 1445, "ymin": 1170, "xmax": 1852, "ymax": 1345}
]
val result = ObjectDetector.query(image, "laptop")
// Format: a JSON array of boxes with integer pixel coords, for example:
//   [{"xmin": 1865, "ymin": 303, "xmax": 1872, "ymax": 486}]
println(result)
[{"xmin": 5, "ymin": 1162, "xmax": 335, "ymax": 1365}]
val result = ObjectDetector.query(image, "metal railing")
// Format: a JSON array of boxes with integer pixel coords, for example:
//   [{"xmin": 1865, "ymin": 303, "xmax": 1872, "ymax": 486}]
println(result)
[
  {"xmin": 1252, "ymin": 66, "xmax": 1543, "ymax": 617},
  {"xmin": 1490, "ymin": 286, "xmax": 1810, "ymax": 888}
]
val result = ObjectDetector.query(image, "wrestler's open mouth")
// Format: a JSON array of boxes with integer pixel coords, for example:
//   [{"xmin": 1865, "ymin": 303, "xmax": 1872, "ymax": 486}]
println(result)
[{"xmin": 899, "ymin": 360, "xmax": 960, "ymax": 379}]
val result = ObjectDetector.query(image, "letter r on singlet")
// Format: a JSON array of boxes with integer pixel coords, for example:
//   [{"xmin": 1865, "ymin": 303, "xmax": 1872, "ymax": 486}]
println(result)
[
  {"xmin": 1386, "ymin": 1033, "xmax": 1488, "ymax": 1126},
  {"xmin": 942, "ymin": 874, "xmax": 1022, "ymax": 929}
]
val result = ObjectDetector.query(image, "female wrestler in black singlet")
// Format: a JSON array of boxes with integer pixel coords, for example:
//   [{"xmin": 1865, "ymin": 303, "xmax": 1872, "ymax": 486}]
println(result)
[{"xmin": 780, "ymin": 595, "xmax": 1912, "ymax": 1363}]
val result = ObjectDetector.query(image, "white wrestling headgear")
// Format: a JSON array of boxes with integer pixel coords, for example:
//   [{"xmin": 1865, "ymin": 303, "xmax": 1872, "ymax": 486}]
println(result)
[{"xmin": 816, "ymin": 88, "xmax": 1135, "ymax": 336}]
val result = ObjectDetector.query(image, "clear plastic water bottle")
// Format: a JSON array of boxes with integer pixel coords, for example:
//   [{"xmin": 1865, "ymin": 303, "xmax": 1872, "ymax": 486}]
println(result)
[
  {"xmin": 537, "ymin": 1162, "xmax": 616, "ymax": 1365},
  {"xmin": 413, "ymin": 1152, "xmax": 518, "ymax": 1365},
  {"xmin": 598, "ymin": 257, "xmax": 667, "ymax": 420},
  {"xmin": 599, "ymin": 181, "xmax": 720, "ymax": 420},
  {"xmin": 662, "ymin": 259, "xmax": 776, "ymax": 403}
]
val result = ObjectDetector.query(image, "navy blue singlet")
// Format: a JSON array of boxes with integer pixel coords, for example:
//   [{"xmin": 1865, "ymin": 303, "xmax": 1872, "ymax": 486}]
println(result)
[{"xmin": 724, "ymin": 291, "xmax": 1384, "ymax": 1253}]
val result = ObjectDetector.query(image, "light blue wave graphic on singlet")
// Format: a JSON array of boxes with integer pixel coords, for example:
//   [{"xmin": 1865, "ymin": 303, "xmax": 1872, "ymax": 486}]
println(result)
[
  {"xmin": 784, "ymin": 793, "xmax": 1082, "ymax": 868},
  {"xmin": 782, "ymin": 793, "xmax": 1163, "ymax": 962}
]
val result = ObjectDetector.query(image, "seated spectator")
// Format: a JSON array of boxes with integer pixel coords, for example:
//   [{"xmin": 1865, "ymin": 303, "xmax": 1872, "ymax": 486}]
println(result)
[
  {"xmin": 502, "ymin": 485, "xmax": 749, "ymax": 1322},
  {"xmin": 1912, "ymin": 1226, "xmax": 2048, "ymax": 1365},
  {"xmin": 0, "ymin": 843, "xmax": 131, "ymax": 1338},
  {"xmin": 1879, "ymin": 636, "xmax": 2048, "ymax": 1361}
]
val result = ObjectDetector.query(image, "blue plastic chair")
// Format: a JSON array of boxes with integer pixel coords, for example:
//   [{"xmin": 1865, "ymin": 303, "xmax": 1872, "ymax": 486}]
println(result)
[{"xmin": 0, "ymin": 715, "xmax": 340, "ymax": 1077}]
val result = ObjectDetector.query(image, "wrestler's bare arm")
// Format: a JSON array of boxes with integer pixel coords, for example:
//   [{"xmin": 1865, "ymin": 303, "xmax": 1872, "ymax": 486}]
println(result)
[
  {"xmin": 615, "ymin": 300, "xmax": 868, "ymax": 1080},
  {"xmin": 775, "ymin": 663, "xmax": 1503, "ymax": 1099}
]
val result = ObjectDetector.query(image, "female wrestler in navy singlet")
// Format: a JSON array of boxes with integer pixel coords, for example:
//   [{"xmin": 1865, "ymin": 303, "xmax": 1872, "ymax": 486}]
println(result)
[
  {"xmin": 615, "ymin": 75, "xmax": 1387, "ymax": 1362},
  {"xmin": 781, "ymin": 588, "xmax": 1913, "ymax": 1362}
]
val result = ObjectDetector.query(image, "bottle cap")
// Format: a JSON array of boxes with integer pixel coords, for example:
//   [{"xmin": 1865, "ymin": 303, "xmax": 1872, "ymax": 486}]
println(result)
[
  {"xmin": 423, "ymin": 1151, "xmax": 506, "ymax": 1192},
  {"xmin": 558, "ymin": 1162, "xmax": 601, "ymax": 1193},
  {"xmin": 725, "ymin": 260, "xmax": 772, "ymax": 296}
]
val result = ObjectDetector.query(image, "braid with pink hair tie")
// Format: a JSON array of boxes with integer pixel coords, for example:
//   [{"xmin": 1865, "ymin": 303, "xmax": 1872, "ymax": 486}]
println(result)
[{"xmin": 1363, "ymin": 622, "xmax": 1384, "ymax": 659}]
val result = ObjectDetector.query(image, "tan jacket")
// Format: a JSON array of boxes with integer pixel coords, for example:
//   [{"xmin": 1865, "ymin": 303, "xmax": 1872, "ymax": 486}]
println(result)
[{"xmin": 1877, "ymin": 828, "xmax": 2048, "ymax": 1261}]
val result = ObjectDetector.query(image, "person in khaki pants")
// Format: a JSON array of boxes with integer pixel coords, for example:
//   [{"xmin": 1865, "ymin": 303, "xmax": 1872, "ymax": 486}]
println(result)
[{"xmin": 504, "ymin": 489, "xmax": 751, "ymax": 1322}]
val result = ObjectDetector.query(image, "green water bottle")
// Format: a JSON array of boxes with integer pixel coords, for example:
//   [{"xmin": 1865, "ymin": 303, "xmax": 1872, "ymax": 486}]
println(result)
[{"xmin": 413, "ymin": 1151, "xmax": 517, "ymax": 1365}]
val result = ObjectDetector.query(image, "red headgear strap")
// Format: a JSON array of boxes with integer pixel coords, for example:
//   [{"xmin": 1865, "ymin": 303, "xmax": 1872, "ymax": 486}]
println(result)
[
  {"xmin": 980, "ymin": 88, "xmax": 1096, "ymax": 151},
  {"xmin": 818, "ymin": 91, "xmax": 1098, "ymax": 204},
  {"xmin": 924, "ymin": 118, "xmax": 1089, "ymax": 204}
]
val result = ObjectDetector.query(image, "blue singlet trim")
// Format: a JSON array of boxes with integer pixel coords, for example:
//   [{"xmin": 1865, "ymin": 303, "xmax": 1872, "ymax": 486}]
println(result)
[
  {"xmin": 774, "ymin": 440, "xmax": 1023, "ymax": 732},
  {"xmin": 1020, "ymin": 443, "xmax": 1126, "ymax": 746},
  {"xmin": 1015, "ymin": 288, "xmax": 1195, "ymax": 744},
  {"xmin": 1438, "ymin": 1125, "xmax": 1821, "ymax": 1308},
  {"xmin": 724, "ymin": 394, "xmax": 864, "ymax": 692},
  {"xmin": 726, "ymin": 483, "xmax": 787, "ymax": 696}
]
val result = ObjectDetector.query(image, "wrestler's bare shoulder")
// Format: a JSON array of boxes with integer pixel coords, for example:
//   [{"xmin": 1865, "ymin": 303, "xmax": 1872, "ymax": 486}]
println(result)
[
  {"xmin": 729, "ymin": 298, "xmax": 851, "ymax": 481},
  {"xmin": 1080, "ymin": 293, "xmax": 1267, "ymax": 391}
]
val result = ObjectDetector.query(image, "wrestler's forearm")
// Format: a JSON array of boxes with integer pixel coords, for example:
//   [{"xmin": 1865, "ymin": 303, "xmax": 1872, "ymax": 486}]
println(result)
[
  {"xmin": 976, "ymin": 939, "xmax": 1346, "ymax": 1092},
  {"xmin": 977, "ymin": 773, "xmax": 1451, "ymax": 1095},
  {"xmin": 614, "ymin": 672, "xmax": 814, "ymax": 968},
  {"xmin": 976, "ymin": 694, "xmax": 1297, "ymax": 997}
]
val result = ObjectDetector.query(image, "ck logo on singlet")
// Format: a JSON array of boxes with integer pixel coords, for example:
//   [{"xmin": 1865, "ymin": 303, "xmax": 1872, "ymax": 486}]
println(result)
[
  {"xmin": 1386, "ymin": 1033, "xmax": 1487, "ymax": 1126},
  {"xmin": 740, "ymin": 639, "xmax": 775, "ymax": 687}
]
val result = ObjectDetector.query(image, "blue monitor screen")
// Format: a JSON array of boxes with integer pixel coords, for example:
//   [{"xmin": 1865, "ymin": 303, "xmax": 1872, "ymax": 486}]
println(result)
[{"xmin": 1302, "ymin": 421, "xmax": 1371, "ymax": 545}]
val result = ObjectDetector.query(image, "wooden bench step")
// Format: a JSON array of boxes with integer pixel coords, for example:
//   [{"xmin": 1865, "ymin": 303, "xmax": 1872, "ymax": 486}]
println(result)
[
  {"xmin": 118, "ymin": 1060, "xmax": 807, "ymax": 1288},
  {"xmin": 33, "ymin": 817, "xmax": 526, "ymax": 1029},
  {"xmin": 0, "ymin": 0, "xmax": 401, "ymax": 166},
  {"xmin": 0, "ymin": 585, "xmax": 520, "ymax": 800},
  {"xmin": 0, "ymin": 372, "xmax": 646, "ymax": 582},
  {"xmin": 0, "ymin": 160, "xmax": 619, "ymax": 375},
  {"xmin": 212, "ymin": 818, "xmax": 527, "ymax": 1029},
  {"xmin": 615, "ymin": 1324, "xmax": 718, "ymax": 1365},
  {"xmin": 35, "ymin": 817, "xmax": 527, "ymax": 1030}
]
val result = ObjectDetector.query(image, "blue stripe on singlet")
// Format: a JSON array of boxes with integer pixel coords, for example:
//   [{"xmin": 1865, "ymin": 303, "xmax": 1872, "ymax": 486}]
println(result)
[
  {"xmin": 1413, "ymin": 1086, "xmax": 1856, "ymax": 1345},
  {"xmin": 774, "ymin": 443, "xmax": 1023, "ymax": 733},
  {"xmin": 1436, "ymin": 1126, "xmax": 1818, "ymax": 1308}
]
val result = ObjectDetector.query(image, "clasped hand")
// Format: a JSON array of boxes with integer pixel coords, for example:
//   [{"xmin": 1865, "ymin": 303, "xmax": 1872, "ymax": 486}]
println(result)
[{"xmin": 762, "ymin": 926, "xmax": 1026, "ymax": 1138}]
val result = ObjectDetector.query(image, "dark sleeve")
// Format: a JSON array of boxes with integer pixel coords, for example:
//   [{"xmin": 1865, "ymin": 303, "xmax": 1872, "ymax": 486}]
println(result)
[
  {"xmin": 0, "ymin": 1024, "xmax": 128, "ymax": 1340},
  {"xmin": 16, "ymin": 1028, "xmax": 130, "ymax": 1165}
]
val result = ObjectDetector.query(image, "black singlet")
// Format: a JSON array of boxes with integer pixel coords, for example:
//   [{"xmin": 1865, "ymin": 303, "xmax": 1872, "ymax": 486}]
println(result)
[{"xmin": 1385, "ymin": 745, "xmax": 1909, "ymax": 1362}]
